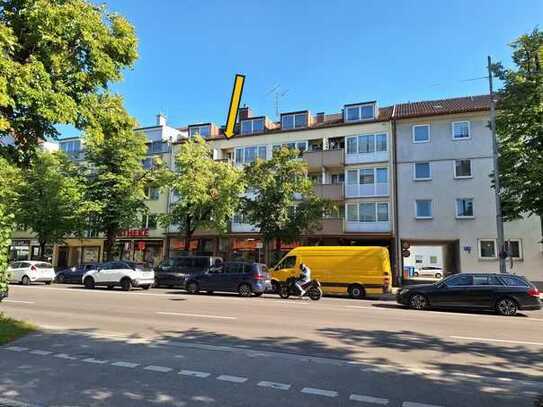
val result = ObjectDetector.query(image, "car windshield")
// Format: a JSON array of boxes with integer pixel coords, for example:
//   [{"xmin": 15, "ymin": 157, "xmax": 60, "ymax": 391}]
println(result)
[{"xmin": 35, "ymin": 262, "xmax": 53, "ymax": 269}]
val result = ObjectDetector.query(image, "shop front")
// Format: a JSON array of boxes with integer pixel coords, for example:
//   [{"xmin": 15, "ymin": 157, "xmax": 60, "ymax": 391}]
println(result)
[
  {"xmin": 53, "ymin": 239, "xmax": 103, "ymax": 269},
  {"xmin": 9, "ymin": 240, "xmax": 53, "ymax": 263},
  {"xmin": 116, "ymin": 229, "xmax": 164, "ymax": 268},
  {"xmin": 168, "ymin": 237, "xmax": 216, "ymax": 257}
]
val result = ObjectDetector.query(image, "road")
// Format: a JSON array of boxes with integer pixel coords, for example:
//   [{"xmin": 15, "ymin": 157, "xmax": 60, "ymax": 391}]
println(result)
[{"xmin": 0, "ymin": 284, "xmax": 542, "ymax": 407}]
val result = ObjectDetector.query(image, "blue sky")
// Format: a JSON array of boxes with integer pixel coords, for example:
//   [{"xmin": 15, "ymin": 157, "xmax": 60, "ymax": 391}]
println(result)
[{"xmin": 63, "ymin": 0, "xmax": 542, "ymax": 136}]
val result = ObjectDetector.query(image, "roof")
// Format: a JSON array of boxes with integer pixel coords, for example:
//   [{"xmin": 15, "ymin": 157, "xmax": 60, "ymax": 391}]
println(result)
[{"xmin": 392, "ymin": 95, "xmax": 490, "ymax": 120}]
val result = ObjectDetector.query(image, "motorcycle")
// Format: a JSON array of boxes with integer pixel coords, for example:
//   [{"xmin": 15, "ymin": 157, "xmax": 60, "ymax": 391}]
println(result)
[{"xmin": 277, "ymin": 276, "xmax": 323, "ymax": 301}]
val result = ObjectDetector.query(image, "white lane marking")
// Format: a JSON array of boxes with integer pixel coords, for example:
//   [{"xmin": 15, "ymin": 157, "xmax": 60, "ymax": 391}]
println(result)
[
  {"xmin": 301, "ymin": 387, "xmax": 338, "ymax": 398},
  {"xmin": 217, "ymin": 375, "xmax": 248, "ymax": 383},
  {"xmin": 450, "ymin": 336, "xmax": 543, "ymax": 346},
  {"xmin": 82, "ymin": 358, "xmax": 108, "ymax": 364},
  {"xmin": 156, "ymin": 311, "xmax": 236, "ymax": 320},
  {"xmin": 350, "ymin": 394, "xmax": 389, "ymax": 404},
  {"xmin": 402, "ymin": 402, "xmax": 443, "ymax": 407},
  {"xmin": 257, "ymin": 381, "xmax": 291, "ymax": 391},
  {"xmin": 5, "ymin": 346, "xmax": 29, "ymax": 352},
  {"xmin": 111, "ymin": 361, "xmax": 139, "ymax": 368},
  {"xmin": 3, "ymin": 299, "xmax": 35, "ymax": 304},
  {"xmin": 144, "ymin": 365, "xmax": 173, "ymax": 373},
  {"xmin": 29, "ymin": 350, "xmax": 52, "ymax": 356},
  {"xmin": 54, "ymin": 353, "xmax": 78, "ymax": 360},
  {"xmin": 179, "ymin": 370, "xmax": 211, "ymax": 378}
]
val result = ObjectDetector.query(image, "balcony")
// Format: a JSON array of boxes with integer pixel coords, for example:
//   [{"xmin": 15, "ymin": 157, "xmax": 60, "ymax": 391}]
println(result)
[
  {"xmin": 345, "ymin": 150, "xmax": 388, "ymax": 165},
  {"xmin": 312, "ymin": 184, "xmax": 344, "ymax": 200},
  {"xmin": 344, "ymin": 221, "xmax": 392, "ymax": 233},
  {"xmin": 231, "ymin": 222, "xmax": 260, "ymax": 233},
  {"xmin": 303, "ymin": 148, "xmax": 344, "ymax": 171},
  {"xmin": 315, "ymin": 218, "xmax": 344, "ymax": 235},
  {"xmin": 345, "ymin": 182, "xmax": 389, "ymax": 198}
]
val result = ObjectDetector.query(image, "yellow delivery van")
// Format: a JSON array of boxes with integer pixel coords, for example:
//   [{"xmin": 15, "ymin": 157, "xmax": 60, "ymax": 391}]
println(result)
[{"xmin": 271, "ymin": 246, "xmax": 391, "ymax": 298}]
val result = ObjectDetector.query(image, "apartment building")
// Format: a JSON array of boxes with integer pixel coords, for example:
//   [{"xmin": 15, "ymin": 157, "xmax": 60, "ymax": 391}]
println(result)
[{"xmin": 393, "ymin": 96, "xmax": 542, "ymax": 287}]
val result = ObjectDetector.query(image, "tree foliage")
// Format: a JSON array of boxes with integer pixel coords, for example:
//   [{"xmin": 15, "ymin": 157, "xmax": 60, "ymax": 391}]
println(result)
[
  {"xmin": 14, "ymin": 150, "xmax": 91, "ymax": 257},
  {"xmin": 493, "ymin": 29, "xmax": 543, "ymax": 235},
  {"xmin": 243, "ymin": 148, "xmax": 334, "ymax": 258},
  {"xmin": 0, "ymin": 0, "xmax": 138, "ymax": 164},
  {"xmin": 161, "ymin": 136, "xmax": 245, "ymax": 251},
  {"xmin": 82, "ymin": 94, "xmax": 148, "ymax": 260}
]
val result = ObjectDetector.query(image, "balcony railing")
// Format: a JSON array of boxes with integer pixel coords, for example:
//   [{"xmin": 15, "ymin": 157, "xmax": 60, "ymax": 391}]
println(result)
[
  {"xmin": 345, "ymin": 182, "xmax": 389, "ymax": 198},
  {"xmin": 344, "ymin": 221, "xmax": 392, "ymax": 233},
  {"xmin": 303, "ymin": 148, "xmax": 344, "ymax": 170},
  {"xmin": 312, "ymin": 183, "xmax": 344, "ymax": 200},
  {"xmin": 316, "ymin": 218, "xmax": 344, "ymax": 235}
]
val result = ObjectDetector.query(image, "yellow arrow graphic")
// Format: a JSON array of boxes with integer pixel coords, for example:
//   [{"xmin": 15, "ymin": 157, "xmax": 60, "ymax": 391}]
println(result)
[{"xmin": 224, "ymin": 74, "xmax": 246, "ymax": 139}]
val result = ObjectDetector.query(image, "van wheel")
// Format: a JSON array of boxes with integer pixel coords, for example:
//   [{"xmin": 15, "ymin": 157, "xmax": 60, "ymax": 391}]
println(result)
[
  {"xmin": 21, "ymin": 275, "xmax": 31, "ymax": 286},
  {"xmin": 120, "ymin": 278, "xmax": 132, "ymax": 291},
  {"xmin": 238, "ymin": 284, "xmax": 252, "ymax": 297},
  {"xmin": 271, "ymin": 281, "xmax": 279, "ymax": 294},
  {"xmin": 84, "ymin": 277, "xmax": 95, "ymax": 289},
  {"xmin": 349, "ymin": 284, "xmax": 365, "ymax": 299}
]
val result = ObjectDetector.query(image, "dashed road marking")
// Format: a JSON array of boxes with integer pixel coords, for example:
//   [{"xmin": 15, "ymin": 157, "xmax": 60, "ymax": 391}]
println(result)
[
  {"xmin": 111, "ymin": 361, "xmax": 139, "ymax": 368},
  {"xmin": 301, "ymin": 387, "xmax": 338, "ymax": 398},
  {"xmin": 144, "ymin": 365, "xmax": 173, "ymax": 373},
  {"xmin": 82, "ymin": 358, "xmax": 108, "ymax": 364},
  {"xmin": 178, "ymin": 370, "xmax": 211, "ymax": 378},
  {"xmin": 29, "ymin": 350, "xmax": 52, "ymax": 356},
  {"xmin": 5, "ymin": 346, "xmax": 29, "ymax": 352},
  {"xmin": 402, "ymin": 402, "xmax": 444, "ymax": 407},
  {"xmin": 217, "ymin": 375, "xmax": 248, "ymax": 383},
  {"xmin": 54, "ymin": 353, "xmax": 78, "ymax": 360},
  {"xmin": 257, "ymin": 381, "xmax": 291, "ymax": 391},
  {"xmin": 3, "ymin": 299, "xmax": 35, "ymax": 304},
  {"xmin": 156, "ymin": 311, "xmax": 237, "ymax": 320},
  {"xmin": 350, "ymin": 394, "xmax": 389, "ymax": 404}
]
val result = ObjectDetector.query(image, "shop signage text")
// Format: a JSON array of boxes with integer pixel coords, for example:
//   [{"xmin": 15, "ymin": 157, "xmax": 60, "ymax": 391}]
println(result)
[{"xmin": 117, "ymin": 229, "xmax": 149, "ymax": 238}]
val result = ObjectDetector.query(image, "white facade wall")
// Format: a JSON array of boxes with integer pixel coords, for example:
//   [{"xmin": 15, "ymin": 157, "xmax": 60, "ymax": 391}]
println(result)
[{"xmin": 396, "ymin": 112, "xmax": 542, "ymax": 286}]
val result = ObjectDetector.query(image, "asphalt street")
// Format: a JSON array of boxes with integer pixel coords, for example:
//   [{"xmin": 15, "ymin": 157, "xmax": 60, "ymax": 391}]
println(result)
[{"xmin": 0, "ymin": 284, "xmax": 542, "ymax": 407}]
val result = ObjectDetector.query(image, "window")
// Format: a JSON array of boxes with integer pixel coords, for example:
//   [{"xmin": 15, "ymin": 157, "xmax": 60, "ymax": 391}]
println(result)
[
  {"xmin": 430, "ymin": 256, "xmax": 438, "ymax": 264},
  {"xmin": 344, "ymin": 103, "xmax": 375, "ymax": 122},
  {"xmin": 240, "ymin": 118, "xmax": 265, "ymax": 135},
  {"xmin": 347, "ymin": 137, "xmax": 357, "ymax": 154},
  {"xmin": 415, "ymin": 200, "xmax": 432, "ymax": 219},
  {"xmin": 504, "ymin": 240, "xmax": 522, "ymax": 259},
  {"xmin": 235, "ymin": 145, "xmax": 267, "ymax": 164},
  {"xmin": 280, "ymin": 256, "xmax": 297, "ymax": 269},
  {"xmin": 189, "ymin": 125, "xmax": 211, "ymax": 138},
  {"xmin": 145, "ymin": 187, "xmax": 160, "ymax": 200},
  {"xmin": 346, "ymin": 202, "xmax": 389, "ymax": 223},
  {"xmin": 349, "ymin": 168, "xmax": 388, "ymax": 185},
  {"xmin": 446, "ymin": 274, "xmax": 473, "ymax": 287},
  {"xmin": 479, "ymin": 240, "xmax": 496, "ymax": 258},
  {"xmin": 147, "ymin": 141, "xmax": 165, "ymax": 155},
  {"xmin": 359, "ymin": 169, "xmax": 374, "ymax": 185},
  {"xmin": 232, "ymin": 212, "xmax": 249, "ymax": 224},
  {"xmin": 281, "ymin": 113, "xmax": 308, "ymax": 129},
  {"xmin": 415, "ymin": 255, "xmax": 423, "ymax": 264},
  {"xmin": 454, "ymin": 160, "xmax": 472, "ymax": 178},
  {"xmin": 331, "ymin": 173, "xmax": 344, "ymax": 184},
  {"xmin": 60, "ymin": 140, "xmax": 81, "ymax": 154},
  {"xmin": 499, "ymin": 275, "xmax": 529, "ymax": 287},
  {"xmin": 143, "ymin": 157, "xmax": 154, "ymax": 169},
  {"xmin": 452, "ymin": 121, "xmax": 470, "ymax": 140},
  {"xmin": 376, "ymin": 168, "xmax": 388, "ymax": 183},
  {"xmin": 141, "ymin": 214, "xmax": 157, "ymax": 230},
  {"xmin": 359, "ymin": 135, "xmax": 375, "ymax": 153},
  {"xmin": 414, "ymin": 162, "xmax": 431, "ymax": 180},
  {"xmin": 375, "ymin": 134, "xmax": 387, "ymax": 152},
  {"xmin": 456, "ymin": 198, "xmax": 474, "ymax": 218},
  {"xmin": 346, "ymin": 134, "xmax": 387, "ymax": 154},
  {"xmin": 412, "ymin": 125, "xmax": 430, "ymax": 143}
]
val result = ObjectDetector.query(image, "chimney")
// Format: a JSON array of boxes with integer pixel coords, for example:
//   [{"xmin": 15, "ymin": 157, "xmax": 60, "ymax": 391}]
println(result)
[
  {"xmin": 156, "ymin": 113, "xmax": 167, "ymax": 126},
  {"xmin": 315, "ymin": 112, "xmax": 325, "ymax": 123},
  {"xmin": 238, "ymin": 106, "xmax": 252, "ymax": 122}
]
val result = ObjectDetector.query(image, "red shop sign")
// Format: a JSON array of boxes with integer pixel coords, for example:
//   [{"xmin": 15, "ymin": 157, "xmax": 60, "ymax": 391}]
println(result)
[{"xmin": 117, "ymin": 229, "xmax": 150, "ymax": 238}]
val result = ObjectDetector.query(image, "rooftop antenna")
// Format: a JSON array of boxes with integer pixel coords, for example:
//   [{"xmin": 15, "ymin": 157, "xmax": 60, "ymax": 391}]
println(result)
[{"xmin": 265, "ymin": 84, "xmax": 289, "ymax": 119}]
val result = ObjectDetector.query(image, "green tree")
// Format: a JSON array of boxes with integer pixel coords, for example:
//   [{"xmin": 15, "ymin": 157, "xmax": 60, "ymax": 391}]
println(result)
[
  {"xmin": 83, "ymin": 94, "xmax": 148, "ymax": 260},
  {"xmin": 243, "ymin": 148, "xmax": 334, "ymax": 264},
  {"xmin": 493, "ymin": 29, "xmax": 543, "ymax": 239},
  {"xmin": 14, "ymin": 150, "xmax": 89, "ymax": 258},
  {"xmin": 0, "ymin": 157, "xmax": 20, "ymax": 295},
  {"xmin": 161, "ymin": 136, "xmax": 245, "ymax": 252},
  {"xmin": 0, "ymin": 0, "xmax": 137, "ymax": 165}
]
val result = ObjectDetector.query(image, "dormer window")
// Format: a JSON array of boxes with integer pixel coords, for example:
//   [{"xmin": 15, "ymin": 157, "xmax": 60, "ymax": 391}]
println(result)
[
  {"xmin": 189, "ymin": 124, "xmax": 211, "ymax": 138},
  {"xmin": 240, "ymin": 117, "xmax": 265, "ymax": 135},
  {"xmin": 281, "ymin": 112, "xmax": 308, "ymax": 130},
  {"xmin": 344, "ymin": 103, "xmax": 376, "ymax": 122}
]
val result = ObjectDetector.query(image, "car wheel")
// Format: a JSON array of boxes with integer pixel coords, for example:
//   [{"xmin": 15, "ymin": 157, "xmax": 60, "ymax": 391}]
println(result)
[
  {"xmin": 238, "ymin": 284, "xmax": 252, "ymax": 297},
  {"xmin": 435, "ymin": 273, "xmax": 442, "ymax": 279},
  {"xmin": 56, "ymin": 274, "xmax": 65, "ymax": 284},
  {"xmin": 348, "ymin": 284, "xmax": 365, "ymax": 299},
  {"xmin": 413, "ymin": 271, "xmax": 419, "ymax": 277},
  {"xmin": 141, "ymin": 285, "xmax": 151, "ymax": 290},
  {"xmin": 409, "ymin": 294, "xmax": 428, "ymax": 310},
  {"xmin": 45, "ymin": 281, "xmax": 52, "ymax": 285},
  {"xmin": 496, "ymin": 297, "xmax": 518, "ymax": 316},
  {"xmin": 84, "ymin": 277, "xmax": 95, "ymax": 289},
  {"xmin": 120, "ymin": 278, "xmax": 132, "ymax": 291},
  {"xmin": 21, "ymin": 275, "xmax": 31, "ymax": 285},
  {"xmin": 186, "ymin": 281, "xmax": 199, "ymax": 294}
]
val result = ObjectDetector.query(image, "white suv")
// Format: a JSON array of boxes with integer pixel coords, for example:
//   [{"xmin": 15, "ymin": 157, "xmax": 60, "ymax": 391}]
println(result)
[
  {"xmin": 82, "ymin": 261, "xmax": 154, "ymax": 291},
  {"xmin": 8, "ymin": 261, "xmax": 56, "ymax": 285}
]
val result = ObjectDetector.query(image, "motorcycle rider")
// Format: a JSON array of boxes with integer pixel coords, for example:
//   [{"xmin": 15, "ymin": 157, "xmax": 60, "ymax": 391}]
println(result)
[{"xmin": 295, "ymin": 263, "xmax": 311, "ymax": 297}]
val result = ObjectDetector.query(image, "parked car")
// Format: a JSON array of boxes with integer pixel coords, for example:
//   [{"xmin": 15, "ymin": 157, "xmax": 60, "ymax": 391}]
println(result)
[
  {"xmin": 8, "ymin": 261, "xmax": 56, "ymax": 285},
  {"xmin": 397, "ymin": 273, "xmax": 541, "ymax": 316},
  {"xmin": 154, "ymin": 256, "xmax": 223, "ymax": 288},
  {"xmin": 56, "ymin": 263, "xmax": 99, "ymax": 284},
  {"xmin": 82, "ymin": 261, "xmax": 154, "ymax": 291},
  {"xmin": 413, "ymin": 266, "xmax": 443, "ymax": 279},
  {"xmin": 184, "ymin": 261, "xmax": 272, "ymax": 297}
]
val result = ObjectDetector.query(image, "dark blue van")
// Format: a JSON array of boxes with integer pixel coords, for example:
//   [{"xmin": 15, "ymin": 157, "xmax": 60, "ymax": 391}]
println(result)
[{"xmin": 184, "ymin": 261, "xmax": 272, "ymax": 297}]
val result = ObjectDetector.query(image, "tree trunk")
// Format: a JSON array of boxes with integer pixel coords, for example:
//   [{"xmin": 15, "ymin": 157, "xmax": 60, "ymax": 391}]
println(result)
[
  {"xmin": 39, "ymin": 240, "xmax": 46, "ymax": 261},
  {"xmin": 540, "ymin": 213, "xmax": 543, "ymax": 244},
  {"xmin": 184, "ymin": 214, "xmax": 193, "ymax": 255},
  {"xmin": 104, "ymin": 230, "xmax": 116, "ymax": 261},
  {"xmin": 274, "ymin": 238, "xmax": 282, "ymax": 266}
]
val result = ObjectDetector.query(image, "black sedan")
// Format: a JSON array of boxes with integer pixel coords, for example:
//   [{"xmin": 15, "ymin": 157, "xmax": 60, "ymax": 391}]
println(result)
[
  {"xmin": 397, "ymin": 273, "xmax": 541, "ymax": 316},
  {"xmin": 55, "ymin": 263, "xmax": 98, "ymax": 284}
]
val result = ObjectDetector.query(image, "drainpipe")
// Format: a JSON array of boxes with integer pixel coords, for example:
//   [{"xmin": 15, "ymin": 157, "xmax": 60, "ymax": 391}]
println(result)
[{"xmin": 391, "ymin": 107, "xmax": 402, "ymax": 287}]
